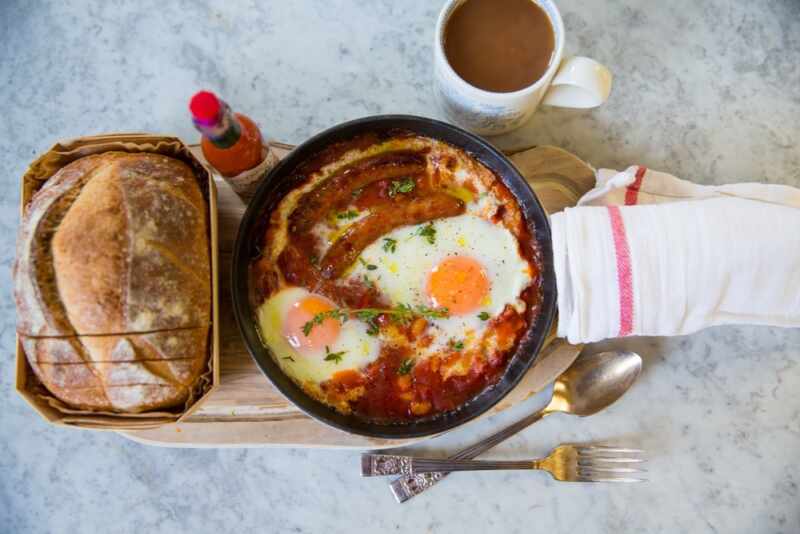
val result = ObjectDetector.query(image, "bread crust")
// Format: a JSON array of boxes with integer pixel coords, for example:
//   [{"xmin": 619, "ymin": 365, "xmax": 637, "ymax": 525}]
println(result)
[
  {"xmin": 15, "ymin": 154, "xmax": 109, "ymax": 336},
  {"xmin": 14, "ymin": 152, "xmax": 211, "ymax": 412}
]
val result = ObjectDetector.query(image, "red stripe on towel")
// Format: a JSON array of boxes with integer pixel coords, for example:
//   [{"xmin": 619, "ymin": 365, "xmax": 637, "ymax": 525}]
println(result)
[
  {"xmin": 607, "ymin": 206, "xmax": 634, "ymax": 336},
  {"xmin": 624, "ymin": 166, "xmax": 647, "ymax": 205}
]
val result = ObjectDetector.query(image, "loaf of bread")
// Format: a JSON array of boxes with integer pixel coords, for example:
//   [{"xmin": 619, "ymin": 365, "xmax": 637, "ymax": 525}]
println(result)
[{"xmin": 14, "ymin": 152, "xmax": 211, "ymax": 412}]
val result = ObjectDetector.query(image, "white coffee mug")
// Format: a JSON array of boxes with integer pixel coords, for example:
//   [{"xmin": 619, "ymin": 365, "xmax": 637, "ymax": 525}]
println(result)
[{"xmin": 433, "ymin": 0, "xmax": 613, "ymax": 136}]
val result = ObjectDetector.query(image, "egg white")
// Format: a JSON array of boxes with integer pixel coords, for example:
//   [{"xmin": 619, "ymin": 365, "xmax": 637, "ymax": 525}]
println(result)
[
  {"xmin": 256, "ymin": 287, "xmax": 381, "ymax": 384},
  {"xmin": 346, "ymin": 214, "xmax": 533, "ymax": 354}
]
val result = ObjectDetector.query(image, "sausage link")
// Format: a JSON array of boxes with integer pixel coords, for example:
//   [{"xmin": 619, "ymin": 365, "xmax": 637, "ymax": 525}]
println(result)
[
  {"xmin": 320, "ymin": 193, "xmax": 465, "ymax": 279},
  {"xmin": 290, "ymin": 151, "xmax": 427, "ymax": 233}
]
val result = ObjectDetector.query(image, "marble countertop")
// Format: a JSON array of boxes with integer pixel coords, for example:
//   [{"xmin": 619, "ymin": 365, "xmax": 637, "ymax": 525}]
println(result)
[{"xmin": 2, "ymin": 1, "xmax": 799, "ymax": 532}]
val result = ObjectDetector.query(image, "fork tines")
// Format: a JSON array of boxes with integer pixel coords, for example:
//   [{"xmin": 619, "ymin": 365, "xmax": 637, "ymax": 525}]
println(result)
[
  {"xmin": 572, "ymin": 445, "xmax": 647, "ymax": 482},
  {"xmin": 574, "ymin": 445, "xmax": 644, "ymax": 454}
]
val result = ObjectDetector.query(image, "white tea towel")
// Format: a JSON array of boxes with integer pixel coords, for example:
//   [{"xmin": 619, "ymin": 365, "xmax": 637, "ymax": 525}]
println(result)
[{"xmin": 552, "ymin": 165, "xmax": 800, "ymax": 343}]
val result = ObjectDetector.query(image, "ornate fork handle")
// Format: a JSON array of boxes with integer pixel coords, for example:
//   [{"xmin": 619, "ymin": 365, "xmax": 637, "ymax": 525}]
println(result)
[
  {"xmin": 361, "ymin": 410, "xmax": 549, "ymax": 477},
  {"xmin": 363, "ymin": 409, "xmax": 550, "ymax": 502},
  {"xmin": 361, "ymin": 454, "xmax": 538, "ymax": 475},
  {"xmin": 411, "ymin": 458, "xmax": 539, "ymax": 474},
  {"xmin": 361, "ymin": 454, "xmax": 414, "ymax": 476}
]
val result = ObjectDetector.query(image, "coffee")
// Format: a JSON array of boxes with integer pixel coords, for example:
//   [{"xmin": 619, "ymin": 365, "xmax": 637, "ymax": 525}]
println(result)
[{"xmin": 444, "ymin": 0, "xmax": 555, "ymax": 93}]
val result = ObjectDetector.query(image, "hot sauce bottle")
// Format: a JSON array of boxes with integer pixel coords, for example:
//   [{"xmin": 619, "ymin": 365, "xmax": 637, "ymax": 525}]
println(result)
[{"xmin": 189, "ymin": 90, "xmax": 278, "ymax": 197}]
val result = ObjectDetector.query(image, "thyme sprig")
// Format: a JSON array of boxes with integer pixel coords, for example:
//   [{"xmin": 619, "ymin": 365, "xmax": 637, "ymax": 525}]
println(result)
[
  {"xmin": 302, "ymin": 304, "xmax": 449, "ymax": 337},
  {"xmin": 301, "ymin": 309, "xmax": 350, "ymax": 336}
]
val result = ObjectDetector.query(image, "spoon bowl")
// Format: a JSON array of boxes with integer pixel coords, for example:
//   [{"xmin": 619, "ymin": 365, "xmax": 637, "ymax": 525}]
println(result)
[{"xmin": 547, "ymin": 350, "xmax": 643, "ymax": 416}]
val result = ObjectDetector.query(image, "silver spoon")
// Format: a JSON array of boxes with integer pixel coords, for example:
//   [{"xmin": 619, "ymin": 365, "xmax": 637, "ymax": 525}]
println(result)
[{"xmin": 373, "ymin": 350, "xmax": 643, "ymax": 502}]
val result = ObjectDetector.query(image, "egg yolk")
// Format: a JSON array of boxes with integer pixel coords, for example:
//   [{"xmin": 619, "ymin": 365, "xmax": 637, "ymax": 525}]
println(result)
[
  {"xmin": 427, "ymin": 256, "xmax": 490, "ymax": 315},
  {"xmin": 283, "ymin": 294, "xmax": 341, "ymax": 353}
]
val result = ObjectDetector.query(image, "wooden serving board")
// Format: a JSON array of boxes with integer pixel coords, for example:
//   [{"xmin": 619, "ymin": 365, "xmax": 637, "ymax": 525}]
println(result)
[{"xmin": 120, "ymin": 143, "xmax": 595, "ymax": 449}]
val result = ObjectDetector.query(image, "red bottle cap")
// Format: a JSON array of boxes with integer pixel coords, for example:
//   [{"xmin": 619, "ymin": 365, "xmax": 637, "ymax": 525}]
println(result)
[{"xmin": 190, "ymin": 91, "xmax": 221, "ymax": 122}]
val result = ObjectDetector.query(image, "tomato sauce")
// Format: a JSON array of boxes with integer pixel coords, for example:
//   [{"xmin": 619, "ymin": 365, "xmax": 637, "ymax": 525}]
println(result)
[{"xmin": 339, "ymin": 324, "xmax": 514, "ymax": 421}]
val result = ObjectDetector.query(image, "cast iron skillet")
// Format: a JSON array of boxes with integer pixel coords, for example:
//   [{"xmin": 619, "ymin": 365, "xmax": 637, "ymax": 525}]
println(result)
[{"xmin": 231, "ymin": 115, "xmax": 556, "ymax": 438}]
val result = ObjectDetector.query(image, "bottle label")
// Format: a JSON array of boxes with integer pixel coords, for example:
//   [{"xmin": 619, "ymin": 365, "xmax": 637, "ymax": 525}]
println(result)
[{"xmin": 224, "ymin": 147, "xmax": 280, "ymax": 198}]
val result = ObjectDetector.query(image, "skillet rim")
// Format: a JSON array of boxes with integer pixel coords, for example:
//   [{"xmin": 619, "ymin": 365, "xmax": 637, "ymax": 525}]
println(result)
[{"xmin": 231, "ymin": 114, "xmax": 556, "ymax": 438}]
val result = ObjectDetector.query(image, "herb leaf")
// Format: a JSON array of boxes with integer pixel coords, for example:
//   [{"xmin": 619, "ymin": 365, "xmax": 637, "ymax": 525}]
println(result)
[
  {"xmin": 449, "ymin": 339, "xmax": 464, "ymax": 351},
  {"xmin": 397, "ymin": 358, "xmax": 415, "ymax": 375},
  {"xmin": 302, "ymin": 309, "xmax": 349, "ymax": 336},
  {"xmin": 355, "ymin": 309, "xmax": 380, "ymax": 321},
  {"xmin": 358, "ymin": 257, "xmax": 378, "ymax": 270},
  {"xmin": 415, "ymin": 305, "xmax": 449, "ymax": 320},
  {"xmin": 336, "ymin": 209, "xmax": 359, "ymax": 220},
  {"xmin": 478, "ymin": 311, "xmax": 490, "ymax": 321},
  {"xmin": 391, "ymin": 303, "xmax": 415, "ymax": 325},
  {"xmin": 415, "ymin": 223, "xmax": 436, "ymax": 244},
  {"xmin": 324, "ymin": 346, "xmax": 346, "ymax": 364},
  {"xmin": 362, "ymin": 274, "xmax": 376, "ymax": 290},
  {"xmin": 388, "ymin": 177, "xmax": 415, "ymax": 197},
  {"xmin": 355, "ymin": 309, "xmax": 380, "ymax": 336},
  {"xmin": 382, "ymin": 237, "xmax": 397, "ymax": 253},
  {"xmin": 365, "ymin": 322, "xmax": 379, "ymax": 336}
]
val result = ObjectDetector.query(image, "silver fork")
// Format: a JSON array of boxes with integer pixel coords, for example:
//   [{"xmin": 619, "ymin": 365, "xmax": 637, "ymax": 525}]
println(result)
[{"xmin": 365, "ymin": 444, "xmax": 646, "ymax": 483}]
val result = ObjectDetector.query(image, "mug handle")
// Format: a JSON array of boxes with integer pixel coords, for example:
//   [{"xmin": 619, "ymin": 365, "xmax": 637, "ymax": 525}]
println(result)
[{"xmin": 541, "ymin": 56, "xmax": 613, "ymax": 109}]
